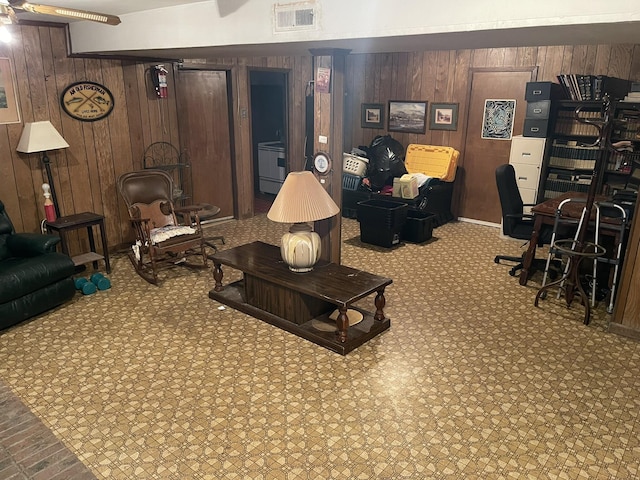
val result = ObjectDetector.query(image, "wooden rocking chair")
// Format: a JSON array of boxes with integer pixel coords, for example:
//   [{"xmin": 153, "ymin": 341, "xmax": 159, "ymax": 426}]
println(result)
[{"xmin": 117, "ymin": 169, "xmax": 208, "ymax": 285}]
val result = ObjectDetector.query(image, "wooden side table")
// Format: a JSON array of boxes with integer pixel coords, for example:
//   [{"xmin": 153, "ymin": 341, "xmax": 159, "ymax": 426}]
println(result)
[{"xmin": 46, "ymin": 212, "xmax": 111, "ymax": 274}]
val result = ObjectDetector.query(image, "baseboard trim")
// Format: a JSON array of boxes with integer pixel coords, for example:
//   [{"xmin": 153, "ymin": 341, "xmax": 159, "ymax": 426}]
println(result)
[
  {"xmin": 457, "ymin": 217, "xmax": 501, "ymax": 228},
  {"xmin": 608, "ymin": 322, "xmax": 640, "ymax": 341}
]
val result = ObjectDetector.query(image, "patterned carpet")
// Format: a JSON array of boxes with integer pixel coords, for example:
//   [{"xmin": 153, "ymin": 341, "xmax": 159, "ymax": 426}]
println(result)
[{"xmin": 0, "ymin": 215, "xmax": 639, "ymax": 479}]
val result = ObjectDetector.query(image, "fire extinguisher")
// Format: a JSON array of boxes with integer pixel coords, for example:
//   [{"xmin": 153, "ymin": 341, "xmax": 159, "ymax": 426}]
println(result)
[
  {"xmin": 42, "ymin": 183, "xmax": 56, "ymax": 222},
  {"xmin": 154, "ymin": 65, "xmax": 168, "ymax": 99}
]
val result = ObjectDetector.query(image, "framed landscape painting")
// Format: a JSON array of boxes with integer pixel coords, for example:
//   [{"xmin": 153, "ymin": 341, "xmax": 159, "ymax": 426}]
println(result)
[
  {"xmin": 0, "ymin": 58, "xmax": 20, "ymax": 124},
  {"xmin": 361, "ymin": 103, "xmax": 384, "ymax": 129},
  {"xmin": 388, "ymin": 100, "xmax": 427, "ymax": 134},
  {"xmin": 429, "ymin": 103, "xmax": 459, "ymax": 131}
]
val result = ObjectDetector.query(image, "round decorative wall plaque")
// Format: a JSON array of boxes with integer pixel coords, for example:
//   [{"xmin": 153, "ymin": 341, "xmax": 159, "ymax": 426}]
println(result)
[
  {"xmin": 60, "ymin": 81, "xmax": 114, "ymax": 122},
  {"xmin": 313, "ymin": 152, "xmax": 332, "ymax": 176}
]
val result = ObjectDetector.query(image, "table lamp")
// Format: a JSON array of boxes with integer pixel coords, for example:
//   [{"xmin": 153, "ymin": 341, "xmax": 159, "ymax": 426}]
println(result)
[
  {"xmin": 267, "ymin": 171, "xmax": 340, "ymax": 272},
  {"xmin": 16, "ymin": 121, "xmax": 69, "ymax": 218}
]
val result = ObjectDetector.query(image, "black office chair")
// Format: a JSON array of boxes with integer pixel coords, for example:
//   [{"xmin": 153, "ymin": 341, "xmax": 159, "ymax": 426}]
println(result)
[{"xmin": 494, "ymin": 164, "xmax": 557, "ymax": 277}]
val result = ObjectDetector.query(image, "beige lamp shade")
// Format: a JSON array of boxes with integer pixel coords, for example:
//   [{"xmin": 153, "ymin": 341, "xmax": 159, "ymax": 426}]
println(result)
[
  {"xmin": 16, "ymin": 121, "xmax": 69, "ymax": 153},
  {"xmin": 267, "ymin": 171, "xmax": 340, "ymax": 223}
]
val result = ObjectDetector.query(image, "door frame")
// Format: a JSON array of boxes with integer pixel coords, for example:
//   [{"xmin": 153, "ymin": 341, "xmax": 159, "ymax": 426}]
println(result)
[
  {"xmin": 247, "ymin": 67, "xmax": 290, "ymax": 198},
  {"xmin": 176, "ymin": 63, "xmax": 238, "ymax": 218}
]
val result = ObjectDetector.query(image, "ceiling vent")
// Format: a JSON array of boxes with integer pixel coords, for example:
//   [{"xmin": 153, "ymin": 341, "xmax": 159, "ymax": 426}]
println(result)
[{"xmin": 274, "ymin": 3, "xmax": 317, "ymax": 32}]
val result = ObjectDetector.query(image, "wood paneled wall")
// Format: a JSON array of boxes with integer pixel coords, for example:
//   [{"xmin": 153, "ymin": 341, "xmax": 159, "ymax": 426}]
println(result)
[
  {"xmin": 343, "ymin": 43, "xmax": 640, "ymax": 336},
  {"xmin": 0, "ymin": 24, "xmax": 181, "ymax": 256},
  {"xmin": 2, "ymin": 23, "xmax": 640, "ymax": 259},
  {"xmin": 345, "ymin": 45, "xmax": 640, "ymax": 162},
  {"xmin": 186, "ymin": 56, "xmax": 313, "ymax": 219}
]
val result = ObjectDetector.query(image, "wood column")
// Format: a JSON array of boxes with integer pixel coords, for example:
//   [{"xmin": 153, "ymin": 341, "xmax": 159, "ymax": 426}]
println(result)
[
  {"xmin": 310, "ymin": 48, "xmax": 350, "ymax": 265},
  {"xmin": 610, "ymin": 196, "xmax": 640, "ymax": 339}
]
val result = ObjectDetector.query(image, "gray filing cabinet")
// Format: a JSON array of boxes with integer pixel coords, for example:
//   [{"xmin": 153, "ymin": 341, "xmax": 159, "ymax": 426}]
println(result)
[
  {"xmin": 508, "ymin": 135, "xmax": 545, "ymax": 212},
  {"xmin": 258, "ymin": 141, "xmax": 286, "ymax": 194}
]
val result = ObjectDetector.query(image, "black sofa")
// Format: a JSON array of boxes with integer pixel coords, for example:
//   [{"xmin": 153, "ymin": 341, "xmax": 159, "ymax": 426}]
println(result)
[{"xmin": 0, "ymin": 200, "xmax": 76, "ymax": 330}]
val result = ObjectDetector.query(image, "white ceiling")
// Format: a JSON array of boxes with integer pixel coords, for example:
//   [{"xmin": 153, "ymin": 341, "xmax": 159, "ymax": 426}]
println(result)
[{"xmin": 12, "ymin": 0, "xmax": 640, "ymax": 59}]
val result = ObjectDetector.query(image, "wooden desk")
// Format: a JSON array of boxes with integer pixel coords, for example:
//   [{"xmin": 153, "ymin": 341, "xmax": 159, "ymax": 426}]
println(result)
[
  {"xmin": 519, "ymin": 192, "xmax": 621, "ymax": 286},
  {"xmin": 46, "ymin": 212, "xmax": 111, "ymax": 274},
  {"xmin": 209, "ymin": 241, "xmax": 392, "ymax": 355}
]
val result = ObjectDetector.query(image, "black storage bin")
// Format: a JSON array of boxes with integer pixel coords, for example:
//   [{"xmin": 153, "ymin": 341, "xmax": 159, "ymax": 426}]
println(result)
[
  {"xmin": 525, "ymin": 100, "xmax": 552, "ymax": 119},
  {"xmin": 342, "ymin": 189, "xmax": 370, "ymax": 219},
  {"xmin": 525, "ymin": 81, "xmax": 564, "ymax": 101},
  {"xmin": 523, "ymin": 118, "xmax": 550, "ymax": 138},
  {"xmin": 401, "ymin": 211, "xmax": 435, "ymax": 243},
  {"xmin": 357, "ymin": 199, "xmax": 408, "ymax": 247},
  {"xmin": 360, "ymin": 223, "xmax": 403, "ymax": 248},
  {"xmin": 370, "ymin": 187, "xmax": 454, "ymax": 227},
  {"xmin": 357, "ymin": 199, "xmax": 408, "ymax": 229}
]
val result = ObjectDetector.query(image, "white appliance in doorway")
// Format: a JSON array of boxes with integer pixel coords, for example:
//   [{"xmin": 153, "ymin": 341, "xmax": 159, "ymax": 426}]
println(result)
[{"xmin": 258, "ymin": 141, "xmax": 286, "ymax": 194}]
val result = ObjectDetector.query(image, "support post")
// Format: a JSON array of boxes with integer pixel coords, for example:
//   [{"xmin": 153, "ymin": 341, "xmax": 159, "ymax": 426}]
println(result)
[{"xmin": 310, "ymin": 48, "xmax": 350, "ymax": 265}]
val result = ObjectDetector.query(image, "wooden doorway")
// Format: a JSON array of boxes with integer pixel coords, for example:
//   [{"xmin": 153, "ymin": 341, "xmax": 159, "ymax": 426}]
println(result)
[
  {"xmin": 458, "ymin": 68, "xmax": 537, "ymax": 224},
  {"xmin": 175, "ymin": 68, "xmax": 235, "ymax": 219},
  {"xmin": 249, "ymin": 69, "xmax": 288, "ymax": 214}
]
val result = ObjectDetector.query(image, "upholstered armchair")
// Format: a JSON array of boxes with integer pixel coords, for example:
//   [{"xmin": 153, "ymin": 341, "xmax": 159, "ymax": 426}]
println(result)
[{"xmin": 0, "ymin": 200, "xmax": 76, "ymax": 329}]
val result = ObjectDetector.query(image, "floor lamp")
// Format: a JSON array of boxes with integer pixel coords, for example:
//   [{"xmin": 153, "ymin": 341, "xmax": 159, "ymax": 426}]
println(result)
[{"xmin": 17, "ymin": 121, "xmax": 70, "ymax": 218}]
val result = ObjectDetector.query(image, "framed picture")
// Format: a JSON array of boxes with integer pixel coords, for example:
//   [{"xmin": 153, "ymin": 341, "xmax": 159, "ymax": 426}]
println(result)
[
  {"xmin": 0, "ymin": 58, "xmax": 20, "ymax": 125},
  {"xmin": 315, "ymin": 66, "xmax": 331, "ymax": 94},
  {"xmin": 481, "ymin": 99, "xmax": 516, "ymax": 140},
  {"xmin": 388, "ymin": 100, "xmax": 427, "ymax": 134},
  {"xmin": 361, "ymin": 103, "xmax": 384, "ymax": 129},
  {"xmin": 429, "ymin": 103, "xmax": 459, "ymax": 131}
]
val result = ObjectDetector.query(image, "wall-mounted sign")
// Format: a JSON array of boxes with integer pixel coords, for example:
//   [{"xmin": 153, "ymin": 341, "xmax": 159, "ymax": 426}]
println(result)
[{"xmin": 60, "ymin": 81, "xmax": 114, "ymax": 122}]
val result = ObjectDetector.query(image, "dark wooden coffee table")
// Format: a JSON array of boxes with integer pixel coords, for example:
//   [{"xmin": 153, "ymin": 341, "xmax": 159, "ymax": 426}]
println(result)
[{"xmin": 208, "ymin": 241, "xmax": 392, "ymax": 355}]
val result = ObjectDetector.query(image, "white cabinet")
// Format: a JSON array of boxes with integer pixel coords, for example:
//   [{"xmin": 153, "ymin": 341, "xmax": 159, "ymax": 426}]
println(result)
[
  {"xmin": 258, "ymin": 141, "xmax": 286, "ymax": 194},
  {"xmin": 509, "ymin": 135, "xmax": 545, "ymax": 211}
]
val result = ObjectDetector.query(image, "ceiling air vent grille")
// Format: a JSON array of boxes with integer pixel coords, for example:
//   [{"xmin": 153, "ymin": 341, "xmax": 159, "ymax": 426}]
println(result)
[{"xmin": 274, "ymin": 4, "xmax": 316, "ymax": 32}]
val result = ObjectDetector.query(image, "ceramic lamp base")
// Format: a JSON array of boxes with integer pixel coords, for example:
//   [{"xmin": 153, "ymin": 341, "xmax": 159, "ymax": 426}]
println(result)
[{"xmin": 281, "ymin": 222, "xmax": 321, "ymax": 272}]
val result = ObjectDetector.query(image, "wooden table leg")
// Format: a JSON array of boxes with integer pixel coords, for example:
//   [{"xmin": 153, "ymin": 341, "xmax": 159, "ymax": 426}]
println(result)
[
  {"xmin": 374, "ymin": 288, "xmax": 386, "ymax": 321},
  {"xmin": 519, "ymin": 215, "xmax": 543, "ymax": 286},
  {"xmin": 213, "ymin": 262, "xmax": 224, "ymax": 291},
  {"xmin": 86, "ymin": 225, "xmax": 99, "ymax": 271},
  {"xmin": 336, "ymin": 307, "xmax": 349, "ymax": 343},
  {"xmin": 98, "ymin": 219, "xmax": 111, "ymax": 273},
  {"xmin": 57, "ymin": 230, "xmax": 70, "ymax": 256}
]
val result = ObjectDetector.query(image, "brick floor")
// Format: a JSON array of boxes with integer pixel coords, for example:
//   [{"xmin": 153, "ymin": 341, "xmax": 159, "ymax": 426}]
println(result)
[{"xmin": 0, "ymin": 381, "xmax": 96, "ymax": 480}]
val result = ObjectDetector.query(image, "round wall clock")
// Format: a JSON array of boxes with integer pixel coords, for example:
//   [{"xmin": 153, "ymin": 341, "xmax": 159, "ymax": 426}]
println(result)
[
  {"xmin": 313, "ymin": 152, "xmax": 332, "ymax": 176},
  {"xmin": 60, "ymin": 81, "xmax": 114, "ymax": 122}
]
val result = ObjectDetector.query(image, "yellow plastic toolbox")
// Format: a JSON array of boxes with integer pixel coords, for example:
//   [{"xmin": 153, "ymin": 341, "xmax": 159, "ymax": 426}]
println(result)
[{"xmin": 404, "ymin": 144, "xmax": 460, "ymax": 182}]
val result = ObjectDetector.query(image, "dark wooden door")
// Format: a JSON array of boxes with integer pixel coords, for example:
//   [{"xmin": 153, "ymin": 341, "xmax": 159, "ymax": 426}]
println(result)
[
  {"xmin": 176, "ymin": 69, "xmax": 234, "ymax": 218},
  {"xmin": 458, "ymin": 69, "xmax": 536, "ymax": 223}
]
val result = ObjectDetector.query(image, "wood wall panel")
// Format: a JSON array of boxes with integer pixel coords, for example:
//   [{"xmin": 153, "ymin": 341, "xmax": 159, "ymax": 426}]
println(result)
[
  {"xmin": 611, "ymin": 200, "xmax": 640, "ymax": 336},
  {"xmin": 186, "ymin": 55, "xmax": 312, "ymax": 218},
  {"xmin": 2, "ymin": 22, "xmax": 640, "ymax": 263},
  {"xmin": 345, "ymin": 43, "xmax": 640, "ymax": 171},
  {"xmin": 0, "ymin": 24, "xmax": 181, "ymax": 256},
  {"xmin": 630, "ymin": 45, "xmax": 640, "ymax": 80}
]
